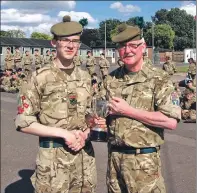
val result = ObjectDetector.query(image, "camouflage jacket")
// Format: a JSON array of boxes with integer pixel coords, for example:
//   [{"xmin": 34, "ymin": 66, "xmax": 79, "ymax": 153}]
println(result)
[
  {"xmin": 99, "ymin": 58, "xmax": 110, "ymax": 68},
  {"xmin": 15, "ymin": 62, "xmax": 92, "ymax": 131},
  {"xmin": 73, "ymin": 56, "xmax": 83, "ymax": 66},
  {"xmin": 14, "ymin": 52, "xmax": 22, "ymax": 63},
  {"xmin": 188, "ymin": 62, "xmax": 196, "ymax": 75},
  {"xmin": 34, "ymin": 55, "xmax": 43, "ymax": 65},
  {"xmin": 86, "ymin": 56, "xmax": 96, "ymax": 67},
  {"xmin": 103, "ymin": 62, "xmax": 181, "ymax": 148},
  {"xmin": 4, "ymin": 53, "xmax": 13, "ymax": 64},
  {"xmin": 163, "ymin": 62, "xmax": 174, "ymax": 75},
  {"xmin": 1, "ymin": 76, "xmax": 11, "ymax": 86},
  {"xmin": 144, "ymin": 57, "xmax": 152, "ymax": 66},
  {"xmin": 43, "ymin": 55, "xmax": 52, "ymax": 65},
  {"xmin": 23, "ymin": 55, "xmax": 33, "ymax": 65},
  {"xmin": 180, "ymin": 96, "xmax": 196, "ymax": 110}
]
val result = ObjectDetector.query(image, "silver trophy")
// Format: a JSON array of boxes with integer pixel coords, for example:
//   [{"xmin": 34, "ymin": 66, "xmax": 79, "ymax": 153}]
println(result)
[{"xmin": 89, "ymin": 97, "xmax": 108, "ymax": 142}]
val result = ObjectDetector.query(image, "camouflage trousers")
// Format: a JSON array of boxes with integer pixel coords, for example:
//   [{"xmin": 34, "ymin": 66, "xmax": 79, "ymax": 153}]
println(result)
[
  {"xmin": 31, "ymin": 142, "xmax": 97, "ymax": 193},
  {"xmin": 24, "ymin": 64, "xmax": 32, "ymax": 71},
  {"xmin": 35, "ymin": 64, "xmax": 42, "ymax": 70},
  {"xmin": 107, "ymin": 151, "xmax": 166, "ymax": 193},
  {"xmin": 100, "ymin": 67, "xmax": 109, "ymax": 77},
  {"xmin": 15, "ymin": 62, "xmax": 22, "ymax": 70},
  {"xmin": 87, "ymin": 67, "xmax": 95, "ymax": 76},
  {"xmin": 5, "ymin": 63, "xmax": 14, "ymax": 70},
  {"xmin": 182, "ymin": 109, "xmax": 196, "ymax": 120}
]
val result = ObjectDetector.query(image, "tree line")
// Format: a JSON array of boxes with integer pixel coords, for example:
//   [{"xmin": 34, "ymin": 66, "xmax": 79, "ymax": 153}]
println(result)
[{"xmin": 0, "ymin": 8, "xmax": 196, "ymax": 51}]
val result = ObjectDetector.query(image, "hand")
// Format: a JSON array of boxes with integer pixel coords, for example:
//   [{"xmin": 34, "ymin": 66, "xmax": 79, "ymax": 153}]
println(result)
[
  {"xmin": 108, "ymin": 96, "xmax": 131, "ymax": 115},
  {"xmin": 86, "ymin": 114, "xmax": 107, "ymax": 130},
  {"xmin": 63, "ymin": 130, "xmax": 84, "ymax": 152}
]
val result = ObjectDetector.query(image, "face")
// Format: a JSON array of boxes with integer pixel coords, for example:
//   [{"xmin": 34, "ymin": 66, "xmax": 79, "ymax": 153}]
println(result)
[
  {"xmin": 34, "ymin": 51, "xmax": 39, "ymax": 56},
  {"xmin": 118, "ymin": 39, "xmax": 145, "ymax": 67},
  {"xmin": 7, "ymin": 49, "xmax": 10, "ymax": 53},
  {"xmin": 47, "ymin": 51, "xmax": 50, "ymax": 55},
  {"xmin": 26, "ymin": 51, "xmax": 29, "ymax": 56},
  {"xmin": 6, "ymin": 70, "xmax": 11, "ymax": 76},
  {"xmin": 51, "ymin": 35, "xmax": 80, "ymax": 60},
  {"xmin": 52, "ymin": 51, "xmax": 56, "ymax": 56},
  {"xmin": 186, "ymin": 93, "xmax": 194, "ymax": 100}
]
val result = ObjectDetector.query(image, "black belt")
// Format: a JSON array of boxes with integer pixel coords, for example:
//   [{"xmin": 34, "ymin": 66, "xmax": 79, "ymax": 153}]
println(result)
[{"xmin": 110, "ymin": 145, "xmax": 160, "ymax": 154}]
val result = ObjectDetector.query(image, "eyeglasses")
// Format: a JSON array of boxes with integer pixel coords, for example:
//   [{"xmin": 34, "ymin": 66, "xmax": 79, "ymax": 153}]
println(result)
[
  {"xmin": 117, "ymin": 42, "xmax": 143, "ymax": 50},
  {"xmin": 58, "ymin": 38, "xmax": 81, "ymax": 47}
]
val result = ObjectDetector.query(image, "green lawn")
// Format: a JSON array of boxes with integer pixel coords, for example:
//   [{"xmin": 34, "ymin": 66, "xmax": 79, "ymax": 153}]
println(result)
[{"xmin": 176, "ymin": 66, "xmax": 189, "ymax": 73}]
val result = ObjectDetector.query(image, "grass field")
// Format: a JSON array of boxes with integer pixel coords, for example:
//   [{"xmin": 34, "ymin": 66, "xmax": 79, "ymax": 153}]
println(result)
[{"xmin": 176, "ymin": 66, "xmax": 189, "ymax": 73}]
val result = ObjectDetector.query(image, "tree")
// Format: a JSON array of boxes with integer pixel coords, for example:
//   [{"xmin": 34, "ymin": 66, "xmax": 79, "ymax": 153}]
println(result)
[
  {"xmin": 31, "ymin": 32, "xmax": 52, "ymax": 40},
  {"xmin": 0, "ymin": 30, "xmax": 11, "ymax": 37},
  {"xmin": 99, "ymin": 19, "xmax": 122, "ymax": 45},
  {"xmin": 153, "ymin": 8, "xmax": 196, "ymax": 50},
  {"xmin": 7, "ymin": 29, "xmax": 26, "ymax": 38},
  {"xmin": 144, "ymin": 24, "xmax": 175, "ymax": 49},
  {"xmin": 79, "ymin": 18, "xmax": 88, "ymax": 28},
  {"xmin": 80, "ymin": 29, "xmax": 101, "ymax": 46}
]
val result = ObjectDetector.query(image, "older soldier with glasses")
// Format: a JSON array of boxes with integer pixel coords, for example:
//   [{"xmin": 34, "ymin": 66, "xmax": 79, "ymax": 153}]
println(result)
[
  {"xmin": 15, "ymin": 15, "xmax": 99, "ymax": 193},
  {"xmin": 102, "ymin": 23, "xmax": 181, "ymax": 193}
]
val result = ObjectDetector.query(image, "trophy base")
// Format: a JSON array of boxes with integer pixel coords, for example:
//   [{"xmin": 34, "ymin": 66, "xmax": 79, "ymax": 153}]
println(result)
[{"xmin": 89, "ymin": 130, "xmax": 107, "ymax": 142}]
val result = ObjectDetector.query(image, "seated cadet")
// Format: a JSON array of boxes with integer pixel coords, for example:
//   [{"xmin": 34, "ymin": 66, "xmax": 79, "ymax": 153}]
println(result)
[
  {"xmin": 180, "ymin": 89, "xmax": 196, "ymax": 122},
  {"xmin": 9, "ymin": 71, "xmax": 21, "ymax": 93},
  {"xmin": 0, "ymin": 69, "xmax": 12, "ymax": 92}
]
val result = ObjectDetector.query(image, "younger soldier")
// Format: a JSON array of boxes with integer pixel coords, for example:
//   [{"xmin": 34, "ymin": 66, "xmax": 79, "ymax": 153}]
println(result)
[
  {"xmin": 23, "ymin": 50, "xmax": 33, "ymax": 74},
  {"xmin": 4, "ymin": 47, "xmax": 14, "ymax": 70},
  {"xmin": 43, "ymin": 50, "xmax": 52, "ymax": 66},
  {"xmin": 15, "ymin": 15, "xmax": 97, "ymax": 193},
  {"xmin": 86, "ymin": 51, "xmax": 96, "ymax": 76},
  {"xmin": 14, "ymin": 47, "xmax": 23, "ymax": 70},
  {"xmin": 99, "ymin": 53, "xmax": 110, "ymax": 79},
  {"xmin": 34, "ymin": 49, "xmax": 43, "ymax": 70}
]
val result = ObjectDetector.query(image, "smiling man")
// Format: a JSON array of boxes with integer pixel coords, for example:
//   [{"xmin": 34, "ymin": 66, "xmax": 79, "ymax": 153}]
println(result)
[
  {"xmin": 103, "ymin": 23, "xmax": 181, "ymax": 193},
  {"xmin": 15, "ymin": 15, "xmax": 97, "ymax": 193}
]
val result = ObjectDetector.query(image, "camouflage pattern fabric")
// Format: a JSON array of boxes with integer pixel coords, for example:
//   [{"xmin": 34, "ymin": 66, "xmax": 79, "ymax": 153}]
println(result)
[
  {"xmin": 162, "ymin": 61, "xmax": 175, "ymax": 75},
  {"xmin": 0, "ymin": 76, "xmax": 11, "ymax": 92},
  {"xmin": 144, "ymin": 56, "xmax": 152, "ymax": 66},
  {"xmin": 103, "ymin": 61, "xmax": 181, "ymax": 193},
  {"xmin": 15, "ymin": 62, "xmax": 96, "ymax": 193},
  {"xmin": 188, "ymin": 62, "xmax": 196, "ymax": 75},
  {"xmin": 86, "ymin": 56, "xmax": 96, "ymax": 76},
  {"xmin": 74, "ymin": 55, "xmax": 83, "ymax": 66},
  {"xmin": 23, "ymin": 55, "xmax": 33, "ymax": 71},
  {"xmin": 43, "ymin": 55, "xmax": 52, "ymax": 66},
  {"xmin": 99, "ymin": 58, "xmax": 110, "ymax": 77},
  {"xmin": 107, "ymin": 151, "xmax": 166, "ymax": 193},
  {"xmin": 34, "ymin": 55, "xmax": 43, "ymax": 69},
  {"xmin": 4, "ymin": 53, "xmax": 14, "ymax": 70},
  {"xmin": 14, "ymin": 52, "xmax": 23, "ymax": 69}
]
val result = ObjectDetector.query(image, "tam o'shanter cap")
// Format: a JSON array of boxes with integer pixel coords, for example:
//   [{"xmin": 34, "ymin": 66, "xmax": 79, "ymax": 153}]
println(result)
[
  {"xmin": 112, "ymin": 23, "xmax": 142, "ymax": 43},
  {"xmin": 51, "ymin": 15, "xmax": 83, "ymax": 37}
]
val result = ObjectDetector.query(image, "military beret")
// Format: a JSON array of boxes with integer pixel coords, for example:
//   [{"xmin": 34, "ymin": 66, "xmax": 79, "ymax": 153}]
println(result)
[
  {"xmin": 112, "ymin": 23, "xmax": 142, "ymax": 43},
  {"xmin": 51, "ymin": 15, "xmax": 83, "ymax": 37}
]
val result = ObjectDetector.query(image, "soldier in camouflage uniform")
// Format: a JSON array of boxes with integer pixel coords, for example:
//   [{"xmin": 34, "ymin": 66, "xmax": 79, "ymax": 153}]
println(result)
[
  {"xmin": 163, "ymin": 56, "xmax": 176, "ymax": 76},
  {"xmin": 4, "ymin": 47, "xmax": 14, "ymax": 70},
  {"xmin": 14, "ymin": 47, "xmax": 23, "ymax": 70},
  {"xmin": 99, "ymin": 53, "xmax": 110, "ymax": 79},
  {"xmin": 143, "ymin": 52, "xmax": 152, "ymax": 66},
  {"xmin": 180, "ymin": 89, "xmax": 196, "ymax": 121},
  {"xmin": 51, "ymin": 49, "xmax": 57, "ymax": 61},
  {"xmin": 34, "ymin": 49, "xmax": 43, "ymax": 70},
  {"xmin": 74, "ymin": 54, "xmax": 83, "ymax": 67},
  {"xmin": 43, "ymin": 50, "xmax": 52, "ymax": 66},
  {"xmin": 86, "ymin": 51, "xmax": 96, "ymax": 76},
  {"xmin": 187, "ymin": 58, "xmax": 196, "ymax": 77},
  {"xmin": 0, "ymin": 69, "xmax": 12, "ymax": 92},
  {"xmin": 23, "ymin": 50, "xmax": 33, "ymax": 74},
  {"xmin": 15, "ymin": 15, "xmax": 97, "ymax": 193},
  {"xmin": 102, "ymin": 23, "xmax": 181, "ymax": 193},
  {"xmin": 9, "ymin": 71, "xmax": 21, "ymax": 93}
]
